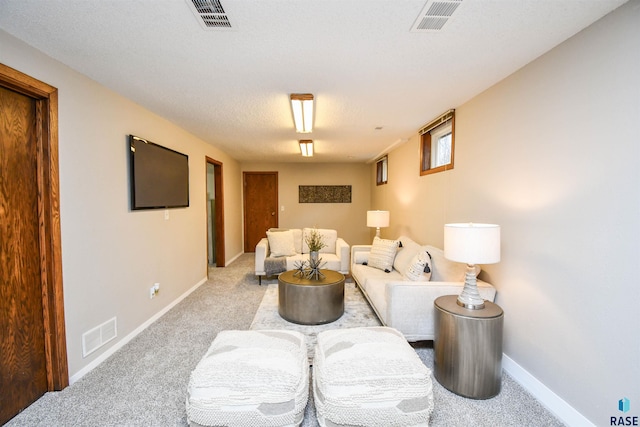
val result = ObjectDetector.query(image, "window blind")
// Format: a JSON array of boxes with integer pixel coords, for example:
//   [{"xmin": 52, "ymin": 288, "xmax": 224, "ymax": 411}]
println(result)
[{"xmin": 418, "ymin": 109, "xmax": 455, "ymax": 135}]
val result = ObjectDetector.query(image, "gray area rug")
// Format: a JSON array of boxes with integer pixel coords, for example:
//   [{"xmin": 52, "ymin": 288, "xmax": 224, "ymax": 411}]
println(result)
[
  {"xmin": 250, "ymin": 282, "xmax": 381, "ymax": 360},
  {"xmin": 5, "ymin": 254, "xmax": 565, "ymax": 427}
]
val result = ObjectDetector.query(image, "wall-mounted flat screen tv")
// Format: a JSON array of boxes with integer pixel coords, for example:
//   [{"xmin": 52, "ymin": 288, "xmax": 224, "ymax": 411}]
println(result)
[{"xmin": 129, "ymin": 135, "xmax": 189, "ymax": 210}]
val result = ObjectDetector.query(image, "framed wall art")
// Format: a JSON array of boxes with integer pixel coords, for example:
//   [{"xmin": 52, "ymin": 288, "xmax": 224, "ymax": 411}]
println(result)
[{"xmin": 299, "ymin": 185, "xmax": 352, "ymax": 203}]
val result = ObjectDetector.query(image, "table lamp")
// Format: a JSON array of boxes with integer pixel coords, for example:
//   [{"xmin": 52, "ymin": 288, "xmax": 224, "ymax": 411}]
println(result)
[
  {"xmin": 367, "ymin": 210, "xmax": 389, "ymax": 238},
  {"xmin": 444, "ymin": 223, "xmax": 500, "ymax": 309}
]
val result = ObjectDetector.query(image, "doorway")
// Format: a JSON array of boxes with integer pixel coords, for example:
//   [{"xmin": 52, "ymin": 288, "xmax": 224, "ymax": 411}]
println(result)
[
  {"xmin": 0, "ymin": 64, "xmax": 68, "ymax": 424},
  {"xmin": 243, "ymin": 171, "xmax": 278, "ymax": 252},
  {"xmin": 206, "ymin": 157, "xmax": 225, "ymax": 267}
]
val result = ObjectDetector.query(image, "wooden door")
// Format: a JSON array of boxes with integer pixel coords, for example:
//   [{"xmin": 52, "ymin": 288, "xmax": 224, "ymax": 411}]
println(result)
[
  {"xmin": 243, "ymin": 172, "xmax": 278, "ymax": 252},
  {"xmin": 0, "ymin": 85, "xmax": 48, "ymax": 423},
  {"xmin": 0, "ymin": 64, "xmax": 68, "ymax": 425},
  {"xmin": 206, "ymin": 157, "xmax": 225, "ymax": 267}
]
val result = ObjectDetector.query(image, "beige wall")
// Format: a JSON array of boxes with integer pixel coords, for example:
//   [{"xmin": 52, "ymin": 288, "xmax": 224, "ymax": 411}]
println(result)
[
  {"xmin": 241, "ymin": 162, "xmax": 372, "ymax": 246},
  {"xmin": 371, "ymin": 140, "xmax": 453, "ymax": 243},
  {"xmin": 0, "ymin": 30, "xmax": 243, "ymax": 378},
  {"xmin": 373, "ymin": 3, "xmax": 639, "ymax": 425},
  {"xmin": 2, "ymin": 2, "xmax": 638, "ymax": 423}
]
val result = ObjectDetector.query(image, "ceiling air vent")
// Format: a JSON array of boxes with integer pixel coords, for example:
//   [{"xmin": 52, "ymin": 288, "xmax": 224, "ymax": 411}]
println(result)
[
  {"xmin": 186, "ymin": 0, "xmax": 233, "ymax": 30},
  {"xmin": 411, "ymin": 0, "xmax": 462, "ymax": 32}
]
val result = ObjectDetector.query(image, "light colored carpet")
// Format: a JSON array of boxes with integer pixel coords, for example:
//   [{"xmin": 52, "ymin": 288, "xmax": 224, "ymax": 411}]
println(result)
[
  {"xmin": 250, "ymin": 282, "xmax": 381, "ymax": 360},
  {"xmin": 5, "ymin": 254, "xmax": 565, "ymax": 427}
]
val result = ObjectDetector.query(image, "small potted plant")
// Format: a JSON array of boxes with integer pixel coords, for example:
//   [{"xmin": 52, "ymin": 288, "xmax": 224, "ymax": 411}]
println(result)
[{"xmin": 305, "ymin": 228, "xmax": 326, "ymax": 264}]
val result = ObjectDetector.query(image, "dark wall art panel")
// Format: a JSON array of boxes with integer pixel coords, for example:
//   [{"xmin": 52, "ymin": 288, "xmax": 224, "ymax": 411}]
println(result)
[{"xmin": 299, "ymin": 185, "xmax": 352, "ymax": 203}]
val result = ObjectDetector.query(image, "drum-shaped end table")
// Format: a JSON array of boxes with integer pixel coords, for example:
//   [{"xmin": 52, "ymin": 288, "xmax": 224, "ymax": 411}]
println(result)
[
  {"xmin": 434, "ymin": 295, "xmax": 504, "ymax": 399},
  {"xmin": 278, "ymin": 269, "xmax": 345, "ymax": 325}
]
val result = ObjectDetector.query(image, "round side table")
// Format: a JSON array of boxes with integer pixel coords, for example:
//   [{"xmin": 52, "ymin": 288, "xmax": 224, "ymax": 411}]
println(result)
[
  {"xmin": 278, "ymin": 269, "xmax": 345, "ymax": 325},
  {"xmin": 433, "ymin": 295, "xmax": 504, "ymax": 399}
]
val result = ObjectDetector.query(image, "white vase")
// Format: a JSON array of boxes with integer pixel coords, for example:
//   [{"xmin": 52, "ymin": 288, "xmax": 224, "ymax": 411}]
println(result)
[{"xmin": 310, "ymin": 251, "xmax": 319, "ymax": 264}]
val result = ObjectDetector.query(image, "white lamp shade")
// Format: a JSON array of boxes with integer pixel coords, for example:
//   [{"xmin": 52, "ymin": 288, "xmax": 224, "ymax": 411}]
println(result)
[
  {"xmin": 444, "ymin": 223, "xmax": 500, "ymax": 264},
  {"xmin": 367, "ymin": 210, "xmax": 390, "ymax": 228}
]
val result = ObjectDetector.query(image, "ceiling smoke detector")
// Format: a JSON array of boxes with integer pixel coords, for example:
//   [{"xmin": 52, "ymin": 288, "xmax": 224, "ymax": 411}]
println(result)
[
  {"xmin": 186, "ymin": 0, "xmax": 233, "ymax": 30},
  {"xmin": 411, "ymin": 0, "xmax": 462, "ymax": 32}
]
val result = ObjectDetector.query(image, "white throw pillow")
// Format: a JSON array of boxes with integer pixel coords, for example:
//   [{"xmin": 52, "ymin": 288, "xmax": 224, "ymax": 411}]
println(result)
[
  {"xmin": 393, "ymin": 236, "xmax": 421, "ymax": 273},
  {"xmin": 267, "ymin": 230, "xmax": 297, "ymax": 257},
  {"xmin": 367, "ymin": 237, "xmax": 399, "ymax": 273},
  {"xmin": 425, "ymin": 245, "xmax": 480, "ymax": 281},
  {"xmin": 404, "ymin": 250, "xmax": 433, "ymax": 281},
  {"xmin": 291, "ymin": 229, "xmax": 303, "ymax": 254}
]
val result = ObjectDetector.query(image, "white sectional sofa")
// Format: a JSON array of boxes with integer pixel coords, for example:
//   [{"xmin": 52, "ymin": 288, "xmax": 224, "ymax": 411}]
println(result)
[
  {"xmin": 351, "ymin": 235, "xmax": 497, "ymax": 341},
  {"xmin": 255, "ymin": 228, "xmax": 350, "ymax": 285}
]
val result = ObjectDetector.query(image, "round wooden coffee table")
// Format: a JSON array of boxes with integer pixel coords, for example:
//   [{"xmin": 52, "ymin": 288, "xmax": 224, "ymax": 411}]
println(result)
[{"xmin": 278, "ymin": 269, "xmax": 345, "ymax": 325}]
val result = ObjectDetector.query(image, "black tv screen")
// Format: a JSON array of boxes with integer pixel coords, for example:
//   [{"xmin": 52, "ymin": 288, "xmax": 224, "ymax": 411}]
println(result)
[{"xmin": 129, "ymin": 135, "xmax": 189, "ymax": 210}]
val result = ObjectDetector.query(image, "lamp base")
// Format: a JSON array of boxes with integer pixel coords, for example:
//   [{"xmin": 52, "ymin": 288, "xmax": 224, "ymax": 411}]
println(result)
[{"xmin": 456, "ymin": 264, "xmax": 485, "ymax": 310}]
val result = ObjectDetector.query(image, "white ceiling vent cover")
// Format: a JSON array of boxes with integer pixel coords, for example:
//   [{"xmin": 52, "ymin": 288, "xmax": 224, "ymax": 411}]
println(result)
[
  {"xmin": 186, "ymin": 0, "xmax": 233, "ymax": 30},
  {"xmin": 411, "ymin": 0, "xmax": 462, "ymax": 32}
]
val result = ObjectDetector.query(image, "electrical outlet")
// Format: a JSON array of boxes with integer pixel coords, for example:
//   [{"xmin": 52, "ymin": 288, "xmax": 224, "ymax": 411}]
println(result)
[{"xmin": 149, "ymin": 283, "xmax": 160, "ymax": 299}]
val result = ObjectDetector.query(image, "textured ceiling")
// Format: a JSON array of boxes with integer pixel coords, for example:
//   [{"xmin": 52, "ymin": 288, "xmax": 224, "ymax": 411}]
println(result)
[{"xmin": 0, "ymin": 0, "xmax": 628, "ymax": 163}]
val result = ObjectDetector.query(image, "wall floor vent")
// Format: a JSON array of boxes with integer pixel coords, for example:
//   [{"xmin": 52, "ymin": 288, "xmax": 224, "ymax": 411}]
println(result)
[
  {"xmin": 186, "ymin": 0, "xmax": 233, "ymax": 30},
  {"xmin": 82, "ymin": 317, "xmax": 117, "ymax": 358},
  {"xmin": 411, "ymin": 0, "xmax": 462, "ymax": 32}
]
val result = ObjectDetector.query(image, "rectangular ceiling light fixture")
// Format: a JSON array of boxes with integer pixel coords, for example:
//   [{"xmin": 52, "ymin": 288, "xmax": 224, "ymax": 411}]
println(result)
[
  {"xmin": 299, "ymin": 140, "xmax": 314, "ymax": 157},
  {"xmin": 411, "ymin": 0, "xmax": 462, "ymax": 32},
  {"xmin": 290, "ymin": 93, "xmax": 314, "ymax": 133}
]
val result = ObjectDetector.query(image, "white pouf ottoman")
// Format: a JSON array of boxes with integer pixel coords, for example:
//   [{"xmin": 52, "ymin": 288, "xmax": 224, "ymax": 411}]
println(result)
[
  {"xmin": 186, "ymin": 330, "xmax": 309, "ymax": 427},
  {"xmin": 313, "ymin": 327, "xmax": 434, "ymax": 427}
]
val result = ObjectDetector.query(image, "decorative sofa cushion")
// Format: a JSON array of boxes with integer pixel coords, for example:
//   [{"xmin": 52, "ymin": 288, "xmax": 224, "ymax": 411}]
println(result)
[
  {"xmin": 393, "ymin": 236, "xmax": 421, "ymax": 273},
  {"xmin": 353, "ymin": 250, "xmax": 369, "ymax": 265},
  {"xmin": 268, "ymin": 228, "xmax": 304, "ymax": 254},
  {"xmin": 424, "ymin": 245, "xmax": 479, "ymax": 281},
  {"xmin": 302, "ymin": 228, "xmax": 337, "ymax": 254},
  {"xmin": 267, "ymin": 230, "xmax": 297, "ymax": 257},
  {"xmin": 368, "ymin": 237, "xmax": 399, "ymax": 273},
  {"xmin": 404, "ymin": 249, "xmax": 432, "ymax": 281},
  {"xmin": 291, "ymin": 229, "xmax": 303, "ymax": 253}
]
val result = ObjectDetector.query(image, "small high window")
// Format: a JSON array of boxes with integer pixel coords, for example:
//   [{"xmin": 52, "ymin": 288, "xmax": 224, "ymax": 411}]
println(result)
[
  {"xmin": 376, "ymin": 156, "xmax": 388, "ymax": 185},
  {"xmin": 420, "ymin": 110, "xmax": 455, "ymax": 176}
]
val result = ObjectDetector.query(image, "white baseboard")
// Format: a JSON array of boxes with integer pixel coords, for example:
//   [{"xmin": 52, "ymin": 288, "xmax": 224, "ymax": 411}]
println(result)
[
  {"xmin": 69, "ymin": 276, "xmax": 208, "ymax": 384},
  {"xmin": 502, "ymin": 354, "xmax": 594, "ymax": 427},
  {"xmin": 226, "ymin": 251, "xmax": 244, "ymax": 265}
]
